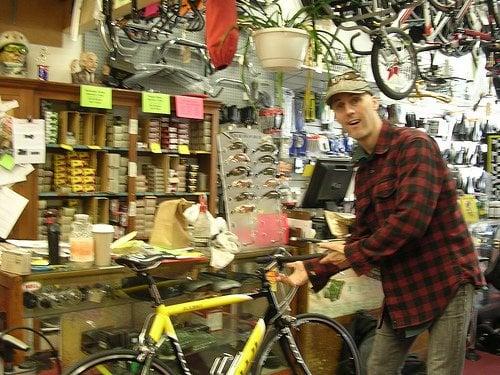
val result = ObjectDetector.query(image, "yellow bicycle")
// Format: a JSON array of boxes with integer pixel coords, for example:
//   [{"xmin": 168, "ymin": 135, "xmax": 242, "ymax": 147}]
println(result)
[{"xmin": 64, "ymin": 249, "xmax": 360, "ymax": 374}]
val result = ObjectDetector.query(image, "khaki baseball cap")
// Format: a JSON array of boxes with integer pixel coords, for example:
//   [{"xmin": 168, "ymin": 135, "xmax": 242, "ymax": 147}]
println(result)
[{"xmin": 325, "ymin": 71, "xmax": 372, "ymax": 106}]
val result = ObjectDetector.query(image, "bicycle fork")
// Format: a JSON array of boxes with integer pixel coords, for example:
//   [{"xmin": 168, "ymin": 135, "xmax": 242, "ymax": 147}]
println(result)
[{"xmin": 209, "ymin": 319, "xmax": 266, "ymax": 375}]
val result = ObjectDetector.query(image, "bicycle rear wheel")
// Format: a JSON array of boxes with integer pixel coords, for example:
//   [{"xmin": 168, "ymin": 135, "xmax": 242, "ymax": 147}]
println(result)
[
  {"xmin": 252, "ymin": 313, "xmax": 361, "ymax": 375},
  {"xmin": 371, "ymin": 27, "xmax": 418, "ymax": 100},
  {"xmin": 63, "ymin": 349, "xmax": 176, "ymax": 375}
]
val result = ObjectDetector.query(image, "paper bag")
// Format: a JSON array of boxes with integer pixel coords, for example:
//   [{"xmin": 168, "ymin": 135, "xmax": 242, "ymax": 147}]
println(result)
[{"xmin": 149, "ymin": 198, "xmax": 193, "ymax": 249}]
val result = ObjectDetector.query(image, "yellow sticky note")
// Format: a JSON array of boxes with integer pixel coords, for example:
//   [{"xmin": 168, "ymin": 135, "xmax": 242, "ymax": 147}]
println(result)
[
  {"xmin": 80, "ymin": 85, "xmax": 112, "ymax": 109},
  {"xmin": 142, "ymin": 92, "xmax": 171, "ymax": 114},
  {"xmin": 150, "ymin": 143, "xmax": 162, "ymax": 153},
  {"xmin": 114, "ymin": 0, "xmax": 130, "ymax": 8},
  {"xmin": 458, "ymin": 195, "xmax": 479, "ymax": 224},
  {"xmin": 302, "ymin": 164, "xmax": 315, "ymax": 177},
  {"xmin": 60, "ymin": 144, "xmax": 74, "ymax": 151},
  {"xmin": 178, "ymin": 145, "xmax": 190, "ymax": 155},
  {"xmin": 0, "ymin": 154, "xmax": 15, "ymax": 170}
]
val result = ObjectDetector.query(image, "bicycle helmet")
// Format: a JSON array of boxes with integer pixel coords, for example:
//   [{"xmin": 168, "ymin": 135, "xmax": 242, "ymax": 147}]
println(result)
[{"xmin": 0, "ymin": 31, "xmax": 29, "ymax": 52}]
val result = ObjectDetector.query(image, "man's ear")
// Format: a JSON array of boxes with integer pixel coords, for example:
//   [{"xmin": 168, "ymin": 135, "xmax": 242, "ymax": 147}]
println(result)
[{"xmin": 371, "ymin": 95, "xmax": 380, "ymax": 111}]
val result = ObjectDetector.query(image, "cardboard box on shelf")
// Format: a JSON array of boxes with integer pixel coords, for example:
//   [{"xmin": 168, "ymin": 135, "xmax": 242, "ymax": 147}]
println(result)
[{"xmin": 79, "ymin": 0, "xmax": 157, "ymax": 32}]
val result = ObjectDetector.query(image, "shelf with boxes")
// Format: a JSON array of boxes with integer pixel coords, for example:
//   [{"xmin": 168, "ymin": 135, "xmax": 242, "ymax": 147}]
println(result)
[{"xmin": 0, "ymin": 77, "xmax": 221, "ymax": 240}]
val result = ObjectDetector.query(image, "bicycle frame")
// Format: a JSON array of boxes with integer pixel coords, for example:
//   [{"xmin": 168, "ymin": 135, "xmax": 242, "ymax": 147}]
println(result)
[
  {"xmin": 131, "ymin": 262, "xmax": 298, "ymax": 375},
  {"xmin": 145, "ymin": 294, "xmax": 266, "ymax": 375}
]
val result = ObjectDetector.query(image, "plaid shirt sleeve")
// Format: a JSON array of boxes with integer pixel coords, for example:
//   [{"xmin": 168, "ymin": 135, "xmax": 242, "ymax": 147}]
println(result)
[
  {"xmin": 345, "ymin": 137, "xmax": 444, "ymax": 275},
  {"xmin": 304, "ymin": 258, "xmax": 341, "ymax": 292}
]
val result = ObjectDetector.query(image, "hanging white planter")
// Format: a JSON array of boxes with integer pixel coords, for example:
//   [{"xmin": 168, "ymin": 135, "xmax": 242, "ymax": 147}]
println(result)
[{"xmin": 252, "ymin": 27, "xmax": 310, "ymax": 72}]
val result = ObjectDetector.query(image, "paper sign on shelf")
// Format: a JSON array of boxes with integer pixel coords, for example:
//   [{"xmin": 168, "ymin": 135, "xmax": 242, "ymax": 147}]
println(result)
[
  {"xmin": 129, "ymin": 119, "xmax": 138, "ymax": 134},
  {"xmin": 0, "ymin": 186, "xmax": 29, "ymax": 239},
  {"xmin": 302, "ymin": 164, "xmax": 315, "ymax": 177},
  {"xmin": 60, "ymin": 144, "xmax": 74, "ymax": 151},
  {"xmin": 142, "ymin": 92, "xmax": 170, "ymax": 114},
  {"xmin": 178, "ymin": 145, "xmax": 190, "ymax": 155},
  {"xmin": 80, "ymin": 85, "xmax": 112, "ymax": 109},
  {"xmin": 150, "ymin": 143, "xmax": 162, "ymax": 153},
  {"xmin": 175, "ymin": 96, "xmax": 204, "ymax": 119},
  {"xmin": 12, "ymin": 119, "xmax": 46, "ymax": 164},
  {"xmin": 0, "ymin": 154, "xmax": 15, "ymax": 171}
]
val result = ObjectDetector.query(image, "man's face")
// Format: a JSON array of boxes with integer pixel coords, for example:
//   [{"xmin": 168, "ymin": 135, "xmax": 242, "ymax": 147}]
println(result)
[{"xmin": 330, "ymin": 92, "xmax": 380, "ymax": 141}]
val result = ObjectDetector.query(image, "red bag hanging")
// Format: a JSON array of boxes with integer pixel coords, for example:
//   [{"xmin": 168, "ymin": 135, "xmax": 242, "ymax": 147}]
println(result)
[{"xmin": 205, "ymin": 0, "xmax": 240, "ymax": 70}]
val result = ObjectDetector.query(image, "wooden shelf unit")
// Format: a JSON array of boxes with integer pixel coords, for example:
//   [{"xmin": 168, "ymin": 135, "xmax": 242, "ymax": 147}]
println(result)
[{"xmin": 0, "ymin": 77, "xmax": 220, "ymax": 239}]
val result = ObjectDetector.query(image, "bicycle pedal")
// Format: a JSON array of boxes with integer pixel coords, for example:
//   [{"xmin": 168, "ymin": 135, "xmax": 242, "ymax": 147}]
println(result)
[{"xmin": 209, "ymin": 353, "xmax": 234, "ymax": 375}]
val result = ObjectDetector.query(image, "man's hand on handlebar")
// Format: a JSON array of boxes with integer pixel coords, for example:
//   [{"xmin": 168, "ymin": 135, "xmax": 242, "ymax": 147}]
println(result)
[
  {"xmin": 276, "ymin": 261, "xmax": 309, "ymax": 287},
  {"xmin": 318, "ymin": 241, "xmax": 351, "ymax": 269},
  {"xmin": 276, "ymin": 241, "xmax": 351, "ymax": 287}
]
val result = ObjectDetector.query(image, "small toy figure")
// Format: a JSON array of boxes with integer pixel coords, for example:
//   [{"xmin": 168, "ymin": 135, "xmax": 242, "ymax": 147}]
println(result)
[
  {"xmin": 71, "ymin": 51, "xmax": 99, "ymax": 84},
  {"xmin": 0, "ymin": 31, "xmax": 29, "ymax": 77}
]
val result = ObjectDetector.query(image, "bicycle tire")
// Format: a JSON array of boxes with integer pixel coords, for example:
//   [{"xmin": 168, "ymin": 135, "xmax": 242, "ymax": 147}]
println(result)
[
  {"xmin": 428, "ymin": 0, "xmax": 457, "ymax": 12},
  {"xmin": 371, "ymin": 27, "xmax": 418, "ymax": 100},
  {"xmin": 252, "ymin": 313, "xmax": 361, "ymax": 375},
  {"xmin": 63, "ymin": 349, "xmax": 176, "ymax": 375}
]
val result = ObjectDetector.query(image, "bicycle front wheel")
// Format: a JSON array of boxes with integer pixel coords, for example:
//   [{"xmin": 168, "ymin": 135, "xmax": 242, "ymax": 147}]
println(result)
[
  {"xmin": 371, "ymin": 27, "xmax": 418, "ymax": 100},
  {"xmin": 63, "ymin": 349, "xmax": 176, "ymax": 375},
  {"xmin": 252, "ymin": 313, "xmax": 361, "ymax": 375}
]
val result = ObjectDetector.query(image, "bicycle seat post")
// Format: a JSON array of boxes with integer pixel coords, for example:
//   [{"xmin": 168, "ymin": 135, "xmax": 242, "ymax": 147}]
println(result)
[{"xmin": 140, "ymin": 271, "xmax": 163, "ymax": 307}]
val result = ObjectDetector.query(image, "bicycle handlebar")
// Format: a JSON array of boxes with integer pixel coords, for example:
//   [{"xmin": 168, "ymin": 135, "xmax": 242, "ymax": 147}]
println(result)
[{"xmin": 255, "ymin": 253, "xmax": 325, "ymax": 265}]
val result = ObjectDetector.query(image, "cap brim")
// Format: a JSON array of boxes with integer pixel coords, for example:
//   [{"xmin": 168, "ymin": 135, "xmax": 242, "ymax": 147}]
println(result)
[{"xmin": 324, "ymin": 82, "xmax": 372, "ymax": 106}]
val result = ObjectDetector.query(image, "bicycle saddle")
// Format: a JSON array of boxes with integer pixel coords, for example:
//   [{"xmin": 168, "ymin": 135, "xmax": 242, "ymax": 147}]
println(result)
[
  {"xmin": 0, "ymin": 333, "xmax": 30, "ymax": 351},
  {"xmin": 182, "ymin": 279, "xmax": 214, "ymax": 292},
  {"xmin": 115, "ymin": 253, "xmax": 176, "ymax": 271},
  {"xmin": 199, "ymin": 272, "xmax": 242, "ymax": 292}
]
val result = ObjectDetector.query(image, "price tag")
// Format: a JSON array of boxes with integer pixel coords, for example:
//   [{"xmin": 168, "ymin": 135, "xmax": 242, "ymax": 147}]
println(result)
[
  {"xmin": 178, "ymin": 145, "xmax": 190, "ymax": 155},
  {"xmin": 142, "ymin": 92, "xmax": 171, "ymax": 114},
  {"xmin": 80, "ymin": 85, "xmax": 112, "ymax": 109},
  {"xmin": 128, "ymin": 201, "xmax": 137, "ymax": 217},
  {"xmin": 150, "ymin": 143, "xmax": 162, "ymax": 153},
  {"xmin": 128, "ymin": 119, "xmax": 138, "ymax": 134},
  {"xmin": 128, "ymin": 162, "xmax": 137, "ymax": 177},
  {"xmin": 87, "ymin": 145, "xmax": 101, "ymax": 150},
  {"xmin": 60, "ymin": 144, "xmax": 74, "ymax": 151}
]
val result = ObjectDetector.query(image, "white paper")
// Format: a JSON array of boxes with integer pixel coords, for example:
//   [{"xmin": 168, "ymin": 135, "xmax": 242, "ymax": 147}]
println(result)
[
  {"xmin": 0, "ymin": 186, "xmax": 29, "ymax": 239},
  {"xmin": 128, "ymin": 162, "xmax": 137, "ymax": 177},
  {"xmin": 12, "ymin": 119, "xmax": 46, "ymax": 164},
  {"xmin": 0, "ymin": 164, "xmax": 34, "ymax": 186},
  {"xmin": 129, "ymin": 119, "xmax": 138, "ymax": 134}
]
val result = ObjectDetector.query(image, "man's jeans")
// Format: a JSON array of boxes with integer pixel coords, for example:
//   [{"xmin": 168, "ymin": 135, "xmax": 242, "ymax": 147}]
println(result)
[{"xmin": 367, "ymin": 283, "xmax": 475, "ymax": 375}]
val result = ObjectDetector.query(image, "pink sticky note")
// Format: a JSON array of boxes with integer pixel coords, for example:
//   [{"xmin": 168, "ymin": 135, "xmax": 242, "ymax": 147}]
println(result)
[
  {"xmin": 175, "ymin": 96, "xmax": 204, "ymax": 119},
  {"xmin": 255, "ymin": 213, "xmax": 289, "ymax": 247}
]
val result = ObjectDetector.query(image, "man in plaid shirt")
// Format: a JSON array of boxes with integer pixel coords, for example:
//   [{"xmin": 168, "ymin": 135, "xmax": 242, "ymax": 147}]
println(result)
[{"xmin": 279, "ymin": 72, "xmax": 485, "ymax": 374}]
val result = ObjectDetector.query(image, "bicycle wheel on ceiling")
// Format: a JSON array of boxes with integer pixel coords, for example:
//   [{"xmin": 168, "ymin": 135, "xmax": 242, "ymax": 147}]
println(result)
[
  {"xmin": 428, "ymin": 0, "xmax": 457, "ymax": 12},
  {"xmin": 252, "ymin": 313, "xmax": 361, "ymax": 375},
  {"xmin": 371, "ymin": 27, "xmax": 418, "ymax": 100},
  {"xmin": 63, "ymin": 349, "xmax": 176, "ymax": 375}
]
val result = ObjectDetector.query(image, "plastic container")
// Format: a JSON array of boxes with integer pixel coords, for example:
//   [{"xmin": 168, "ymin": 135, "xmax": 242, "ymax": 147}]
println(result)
[
  {"xmin": 69, "ymin": 214, "xmax": 94, "ymax": 265},
  {"xmin": 92, "ymin": 224, "xmax": 114, "ymax": 267},
  {"xmin": 192, "ymin": 194, "xmax": 211, "ymax": 254}
]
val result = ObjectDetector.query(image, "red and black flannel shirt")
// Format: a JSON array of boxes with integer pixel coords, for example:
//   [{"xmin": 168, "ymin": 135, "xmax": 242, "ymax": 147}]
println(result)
[{"xmin": 305, "ymin": 122, "xmax": 485, "ymax": 330}]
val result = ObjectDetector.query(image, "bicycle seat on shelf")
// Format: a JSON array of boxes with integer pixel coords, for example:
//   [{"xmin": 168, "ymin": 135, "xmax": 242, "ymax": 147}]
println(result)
[
  {"xmin": 182, "ymin": 279, "xmax": 214, "ymax": 293},
  {"xmin": 114, "ymin": 253, "xmax": 177, "ymax": 271},
  {"xmin": 199, "ymin": 272, "xmax": 242, "ymax": 292}
]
